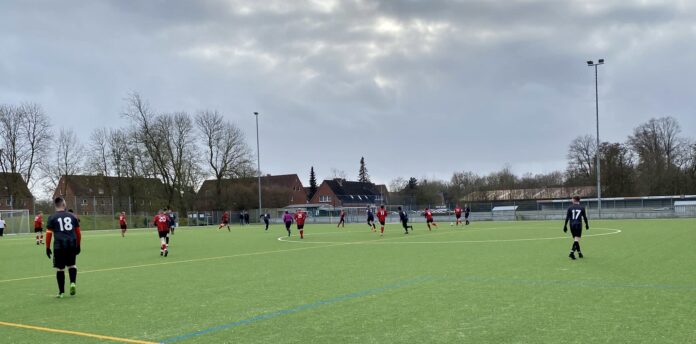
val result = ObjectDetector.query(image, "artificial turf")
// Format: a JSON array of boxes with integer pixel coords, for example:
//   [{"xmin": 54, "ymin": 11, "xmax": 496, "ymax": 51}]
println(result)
[{"xmin": 0, "ymin": 219, "xmax": 694, "ymax": 343}]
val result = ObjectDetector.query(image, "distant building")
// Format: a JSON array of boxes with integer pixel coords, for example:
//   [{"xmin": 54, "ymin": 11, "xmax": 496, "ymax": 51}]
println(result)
[
  {"xmin": 463, "ymin": 186, "xmax": 596, "ymax": 202},
  {"xmin": 0, "ymin": 173, "xmax": 34, "ymax": 210},
  {"xmin": 308, "ymin": 179, "xmax": 388, "ymax": 208},
  {"xmin": 195, "ymin": 174, "xmax": 307, "ymax": 210},
  {"xmin": 52, "ymin": 175, "xmax": 168, "ymax": 214}
]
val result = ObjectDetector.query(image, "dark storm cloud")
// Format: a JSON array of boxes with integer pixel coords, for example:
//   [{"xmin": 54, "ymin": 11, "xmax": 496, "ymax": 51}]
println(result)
[{"xmin": 1, "ymin": 0, "xmax": 695, "ymax": 187}]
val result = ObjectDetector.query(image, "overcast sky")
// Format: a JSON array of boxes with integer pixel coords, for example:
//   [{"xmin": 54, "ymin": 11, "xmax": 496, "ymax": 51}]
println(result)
[{"xmin": 2, "ymin": 0, "xmax": 695, "ymax": 188}]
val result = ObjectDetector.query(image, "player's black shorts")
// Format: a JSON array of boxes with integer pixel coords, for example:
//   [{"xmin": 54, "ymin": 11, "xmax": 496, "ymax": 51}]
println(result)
[
  {"xmin": 367, "ymin": 216, "xmax": 374, "ymax": 223},
  {"xmin": 285, "ymin": 221, "xmax": 292, "ymax": 230},
  {"xmin": 379, "ymin": 220, "xmax": 385, "ymax": 226},
  {"xmin": 53, "ymin": 247, "xmax": 77, "ymax": 269},
  {"xmin": 455, "ymin": 214, "xmax": 461, "ymax": 219},
  {"xmin": 426, "ymin": 218, "xmax": 434, "ymax": 223},
  {"xmin": 570, "ymin": 225, "xmax": 582, "ymax": 238},
  {"xmin": 297, "ymin": 224, "xmax": 304, "ymax": 230},
  {"xmin": 158, "ymin": 230, "xmax": 169, "ymax": 238},
  {"xmin": 34, "ymin": 227, "xmax": 43, "ymax": 233},
  {"xmin": 465, "ymin": 214, "xmax": 470, "ymax": 219},
  {"xmin": 120, "ymin": 224, "xmax": 127, "ymax": 230},
  {"xmin": 401, "ymin": 220, "xmax": 409, "ymax": 229}
]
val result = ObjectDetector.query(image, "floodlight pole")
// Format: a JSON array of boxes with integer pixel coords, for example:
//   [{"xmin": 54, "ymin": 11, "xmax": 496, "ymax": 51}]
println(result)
[
  {"xmin": 587, "ymin": 59, "xmax": 604, "ymax": 218},
  {"xmin": 254, "ymin": 112, "xmax": 262, "ymax": 217}
]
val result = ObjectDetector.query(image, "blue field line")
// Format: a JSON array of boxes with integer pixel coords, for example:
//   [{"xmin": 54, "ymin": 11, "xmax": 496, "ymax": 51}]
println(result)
[
  {"xmin": 158, "ymin": 276, "xmax": 434, "ymax": 343},
  {"xmin": 454, "ymin": 275, "xmax": 696, "ymax": 291}
]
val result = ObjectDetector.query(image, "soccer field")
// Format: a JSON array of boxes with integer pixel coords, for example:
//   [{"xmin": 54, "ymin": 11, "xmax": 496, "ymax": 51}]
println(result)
[{"xmin": 1, "ymin": 219, "xmax": 694, "ymax": 343}]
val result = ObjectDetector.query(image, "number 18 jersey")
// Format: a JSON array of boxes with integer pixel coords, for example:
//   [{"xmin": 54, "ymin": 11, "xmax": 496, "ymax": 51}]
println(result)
[{"xmin": 47, "ymin": 211, "xmax": 81, "ymax": 249}]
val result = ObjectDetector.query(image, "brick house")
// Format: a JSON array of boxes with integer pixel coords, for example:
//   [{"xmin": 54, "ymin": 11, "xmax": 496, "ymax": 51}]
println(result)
[
  {"xmin": 52, "ymin": 175, "xmax": 168, "ymax": 214},
  {"xmin": 308, "ymin": 179, "xmax": 389, "ymax": 208},
  {"xmin": 195, "ymin": 174, "xmax": 307, "ymax": 210},
  {"xmin": 0, "ymin": 172, "xmax": 34, "ymax": 210}
]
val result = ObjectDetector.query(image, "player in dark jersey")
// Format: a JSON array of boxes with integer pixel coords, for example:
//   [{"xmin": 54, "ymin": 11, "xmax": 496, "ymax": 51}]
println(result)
[
  {"xmin": 464, "ymin": 204, "xmax": 471, "ymax": 225},
  {"xmin": 366, "ymin": 207, "xmax": 376, "ymax": 232},
  {"xmin": 398, "ymin": 207, "xmax": 413, "ymax": 234},
  {"xmin": 337, "ymin": 210, "xmax": 346, "ymax": 228},
  {"xmin": 260, "ymin": 213, "xmax": 270, "ymax": 231},
  {"xmin": 564, "ymin": 195, "xmax": 590, "ymax": 260},
  {"xmin": 45, "ymin": 197, "xmax": 81, "ymax": 298}
]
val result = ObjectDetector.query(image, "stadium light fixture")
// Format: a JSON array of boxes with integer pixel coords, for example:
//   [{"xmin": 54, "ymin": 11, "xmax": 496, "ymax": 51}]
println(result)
[
  {"xmin": 254, "ymin": 112, "xmax": 262, "ymax": 216},
  {"xmin": 586, "ymin": 58, "xmax": 605, "ymax": 217}
]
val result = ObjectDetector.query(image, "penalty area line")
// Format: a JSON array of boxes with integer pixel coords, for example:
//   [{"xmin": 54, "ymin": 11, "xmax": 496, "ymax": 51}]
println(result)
[{"xmin": 0, "ymin": 321, "xmax": 158, "ymax": 344}]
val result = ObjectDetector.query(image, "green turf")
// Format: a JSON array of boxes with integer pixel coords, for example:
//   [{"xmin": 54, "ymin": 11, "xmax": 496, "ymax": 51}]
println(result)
[{"xmin": 1, "ymin": 219, "xmax": 695, "ymax": 343}]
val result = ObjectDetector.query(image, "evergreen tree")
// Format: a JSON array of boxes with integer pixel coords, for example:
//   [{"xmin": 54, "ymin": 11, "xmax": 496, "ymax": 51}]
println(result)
[
  {"xmin": 308, "ymin": 166, "xmax": 318, "ymax": 200},
  {"xmin": 358, "ymin": 157, "xmax": 370, "ymax": 183}
]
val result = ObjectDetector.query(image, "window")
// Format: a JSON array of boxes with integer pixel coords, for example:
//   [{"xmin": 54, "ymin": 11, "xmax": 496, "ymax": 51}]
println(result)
[
  {"xmin": 319, "ymin": 195, "xmax": 331, "ymax": 203},
  {"xmin": 5, "ymin": 198, "xmax": 11, "ymax": 206},
  {"xmin": 81, "ymin": 199, "xmax": 88, "ymax": 205},
  {"xmin": 98, "ymin": 188, "xmax": 104, "ymax": 195}
]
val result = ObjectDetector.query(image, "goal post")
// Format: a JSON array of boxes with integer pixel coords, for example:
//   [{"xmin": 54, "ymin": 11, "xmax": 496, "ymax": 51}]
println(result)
[{"xmin": 0, "ymin": 209, "xmax": 31, "ymax": 235}]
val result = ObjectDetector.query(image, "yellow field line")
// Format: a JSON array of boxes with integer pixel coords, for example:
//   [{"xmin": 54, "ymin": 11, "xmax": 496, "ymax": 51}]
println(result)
[
  {"xmin": 0, "ymin": 242, "xmax": 347, "ymax": 284},
  {"xmin": 0, "ymin": 321, "xmax": 158, "ymax": 344}
]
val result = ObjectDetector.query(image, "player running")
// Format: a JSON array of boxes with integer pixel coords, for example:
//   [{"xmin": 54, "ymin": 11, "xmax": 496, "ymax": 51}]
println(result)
[
  {"xmin": 337, "ymin": 210, "xmax": 346, "ymax": 228},
  {"xmin": 366, "ymin": 207, "xmax": 376, "ymax": 232},
  {"xmin": 376, "ymin": 205, "xmax": 388, "ymax": 236},
  {"xmin": 219, "ymin": 211, "xmax": 231, "ymax": 231},
  {"xmin": 294, "ymin": 209, "xmax": 306, "ymax": 239},
  {"xmin": 45, "ymin": 197, "xmax": 81, "ymax": 298},
  {"xmin": 424, "ymin": 208, "xmax": 438, "ymax": 231},
  {"xmin": 398, "ymin": 207, "xmax": 413, "ymax": 234},
  {"xmin": 283, "ymin": 211, "xmax": 293, "ymax": 237},
  {"xmin": 464, "ymin": 204, "xmax": 471, "ymax": 225},
  {"xmin": 563, "ymin": 195, "xmax": 590, "ymax": 260},
  {"xmin": 454, "ymin": 205, "xmax": 463, "ymax": 226},
  {"xmin": 153, "ymin": 210, "xmax": 170, "ymax": 257},
  {"xmin": 167, "ymin": 208, "xmax": 176, "ymax": 235},
  {"xmin": 34, "ymin": 211, "xmax": 44, "ymax": 245},
  {"xmin": 118, "ymin": 211, "xmax": 127, "ymax": 237}
]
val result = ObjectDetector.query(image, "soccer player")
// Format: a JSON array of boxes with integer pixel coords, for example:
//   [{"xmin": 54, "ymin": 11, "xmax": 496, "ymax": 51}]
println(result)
[
  {"xmin": 239, "ymin": 212, "xmax": 245, "ymax": 226},
  {"xmin": 424, "ymin": 208, "xmax": 438, "ymax": 231},
  {"xmin": 366, "ymin": 207, "xmax": 376, "ymax": 232},
  {"xmin": 119, "ymin": 211, "xmax": 127, "ymax": 237},
  {"xmin": 167, "ymin": 208, "xmax": 177, "ymax": 235},
  {"xmin": 294, "ymin": 209, "xmax": 306, "ymax": 239},
  {"xmin": 398, "ymin": 207, "xmax": 413, "ymax": 234},
  {"xmin": 219, "ymin": 211, "xmax": 231, "ymax": 231},
  {"xmin": 260, "ymin": 212, "xmax": 270, "ymax": 231},
  {"xmin": 454, "ymin": 205, "xmax": 463, "ymax": 226},
  {"xmin": 337, "ymin": 210, "xmax": 346, "ymax": 228},
  {"xmin": 45, "ymin": 197, "xmax": 81, "ymax": 298},
  {"xmin": 153, "ymin": 209, "xmax": 170, "ymax": 257},
  {"xmin": 0, "ymin": 216, "xmax": 5, "ymax": 237},
  {"xmin": 464, "ymin": 204, "xmax": 471, "ymax": 225},
  {"xmin": 282, "ymin": 211, "xmax": 293, "ymax": 237},
  {"xmin": 564, "ymin": 195, "xmax": 590, "ymax": 260},
  {"xmin": 376, "ymin": 205, "xmax": 388, "ymax": 236},
  {"xmin": 34, "ymin": 211, "xmax": 44, "ymax": 245}
]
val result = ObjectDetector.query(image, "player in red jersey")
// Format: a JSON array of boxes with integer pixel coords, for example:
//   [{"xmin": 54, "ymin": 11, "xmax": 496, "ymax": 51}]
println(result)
[
  {"xmin": 424, "ymin": 208, "xmax": 438, "ymax": 231},
  {"xmin": 337, "ymin": 210, "xmax": 346, "ymax": 228},
  {"xmin": 454, "ymin": 205, "xmax": 463, "ymax": 226},
  {"xmin": 118, "ymin": 211, "xmax": 127, "ymax": 237},
  {"xmin": 294, "ymin": 209, "xmax": 306, "ymax": 239},
  {"xmin": 153, "ymin": 209, "xmax": 170, "ymax": 257},
  {"xmin": 218, "ymin": 211, "xmax": 231, "ymax": 231},
  {"xmin": 34, "ymin": 211, "xmax": 44, "ymax": 245},
  {"xmin": 376, "ymin": 205, "xmax": 388, "ymax": 236}
]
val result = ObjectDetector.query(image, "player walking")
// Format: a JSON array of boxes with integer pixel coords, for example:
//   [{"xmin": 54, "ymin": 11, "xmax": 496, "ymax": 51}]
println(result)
[
  {"xmin": 464, "ymin": 204, "xmax": 471, "ymax": 225},
  {"xmin": 424, "ymin": 208, "xmax": 438, "ymax": 231},
  {"xmin": 366, "ymin": 207, "xmax": 376, "ymax": 232},
  {"xmin": 118, "ymin": 211, "xmax": 127, "ymax": 237},
  {"xmin": 153, "ymin": 210, "xmax": 170, "ymax": 257},
  {"xmin": 167, "ymin": 208, "xmax": 176, "ymax": 235},
  {"xmin": 34, "ymin": 211, "xmax": 44, "ymax": 245},
  {"xmin": 563, "ymin": 196, "xmax": 590, "ymax": 260},
  {"xmin": 337, "ymin": 210, "xmax": 346, "ymax": 228},
  {"xmin": 376, "ymin": 205, "xmax": 388, "ymax": 236},
  {"xmin": 45, "ymin": 197, "xmax": 81, "ymax": 298},
  {"xmin": 294, "ymin": 209, "xmax": 306, "ymax": 239},
  {"xmin": 260, "ymin": 213, "xmax": 270, "ymax": 231},
  {"xmin": 219, "ymin": 211, "xmax": 231, "ymax": 231},
  {"xmin": 454, "ymin": 205, "xmax": 463, "ymax": 226},
  {"xmin": 398, "ymin": 207, "xmax": 413, "ymax": 234},
  {"xmin": 282, "ymin": 211, "xmax": 293, "ymax": 237}
]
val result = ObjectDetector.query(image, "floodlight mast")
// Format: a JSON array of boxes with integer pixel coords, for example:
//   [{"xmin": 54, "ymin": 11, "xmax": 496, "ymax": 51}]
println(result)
[{"xmin": 586, "ymin": 59, "xmax": 605, "ymax": 217}]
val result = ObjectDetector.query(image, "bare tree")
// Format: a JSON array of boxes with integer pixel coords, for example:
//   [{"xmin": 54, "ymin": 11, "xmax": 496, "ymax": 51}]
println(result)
[
  {"xmin": 195, "ymin": 110, "xmax": 253, "ymax": 208},
  {"xmin": 42, "ymin": 128, "xmax": 84, "ymax": 196},
  {"xmin": 329, "ymin": 168, "xmax": 347, "ymax": 180},
  {"xmin": 85, "ymin": 127, "xmax": 110, "ymax": 176},
  {"xmin": 566, "ymin": 135, "xmax": 596, "ymax": 184}
]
